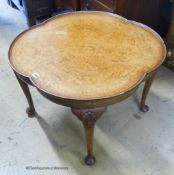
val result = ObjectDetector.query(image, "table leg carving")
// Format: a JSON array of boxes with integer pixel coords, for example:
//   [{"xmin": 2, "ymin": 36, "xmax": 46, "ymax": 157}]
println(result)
[
  {"xmin": 140, "ymin": 72, "xmax": 156, "ymax": 112},
  {"xmin": 15, "ymin": 73, "xmax": 35, "ymax": 117},
  {"xmin": 71, "ymin": 107, "xmax": 107, "ymax": 166}
]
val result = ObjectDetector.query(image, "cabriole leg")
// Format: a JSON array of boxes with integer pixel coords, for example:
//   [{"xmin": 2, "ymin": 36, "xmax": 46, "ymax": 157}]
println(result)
[
  {"xmin": 15, "ymin": 73, "xmax": 35, "ymax": 117},
  {"xmin": 72, "ymin": 107, "xmax": 107, "ymax": 166},
  {"xmin": 140, "ymin": 72, "xmax": 156, "ymax": 112}
]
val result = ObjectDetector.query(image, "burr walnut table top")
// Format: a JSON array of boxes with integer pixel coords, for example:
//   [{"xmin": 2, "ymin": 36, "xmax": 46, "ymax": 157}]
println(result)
[{"xmin": 9, "ymin": 11, "xmax": 166, "ymax": 100}]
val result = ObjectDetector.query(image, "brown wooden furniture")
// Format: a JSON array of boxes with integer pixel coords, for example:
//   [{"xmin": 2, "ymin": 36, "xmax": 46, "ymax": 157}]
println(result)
[
  {"xmin": 8, "ymin": 0, "xmax": 171, "ymax": 38},
  {"xmin": 7, "ymin": 0, "xmax": 54, "ymax": 26},
  {"xmin": 56, "ymin": 0, "xmax": 81, "ymax": 11},
  {"xmin": 58, "ymin": 0, "xmax": 171, "ymax": 37},
  {"xmin": 165, "ymin": 1, "xmax": 174, "ymax": 70},
  {"xmin": 9, "ymin": 11, "xmax": 166, "ymax": 166}
]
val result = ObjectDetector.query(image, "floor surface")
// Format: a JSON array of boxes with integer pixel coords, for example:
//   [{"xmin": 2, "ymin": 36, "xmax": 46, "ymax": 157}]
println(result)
[{"xmin": 1, "ymin": 1, "xmax": 174, "ymax": 175}]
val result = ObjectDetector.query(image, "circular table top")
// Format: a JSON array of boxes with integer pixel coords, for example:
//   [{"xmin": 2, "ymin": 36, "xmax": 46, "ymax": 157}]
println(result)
[{"xmin": 9, "ymin": 11, "xmax": 166, "ymax": 100}]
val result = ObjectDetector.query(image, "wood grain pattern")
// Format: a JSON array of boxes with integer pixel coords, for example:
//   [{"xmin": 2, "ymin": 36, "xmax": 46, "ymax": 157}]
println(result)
[{"xmin": 9, "ymin": 11, "xmax": 166, "ymax": 100}]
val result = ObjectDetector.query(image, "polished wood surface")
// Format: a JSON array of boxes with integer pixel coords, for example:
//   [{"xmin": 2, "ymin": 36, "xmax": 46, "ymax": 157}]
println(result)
[
  {"xmin": 165, "ymin": 1, "xmax": 174, "ymax": 70},
  {"xmin": 81, "ymin": 0, "xmax": 171, "ymax": 37},
  {"xmin": 14, "ymin": 72, "xmax": 36, "ymax": 116},
  {"xmin": 115, "ymin": 0, "xmax": 166, "ymax": 30},
  {"xmin": 9, "ymin": 12, "xmax": 165, "ymax": 100},
  {"xmin": 72, "ymin": 107, "xmax": 107, "ymax": 165},
  {"xmin": 56, "ymin": 0, "xmax": 81, "ymax": 11},
  {"xmin": 8, "ymin": 0, "xmax": 54, "ymax": 26},
  {"xmin": 9, "ymin": 11, "xmax": 166, "ymax": 166}
]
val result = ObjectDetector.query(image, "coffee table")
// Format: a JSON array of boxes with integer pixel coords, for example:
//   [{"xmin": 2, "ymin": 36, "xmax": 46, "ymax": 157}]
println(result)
[{"xmin": 8, "ymin": 11, "xmax": 166, "ymax": 166}]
